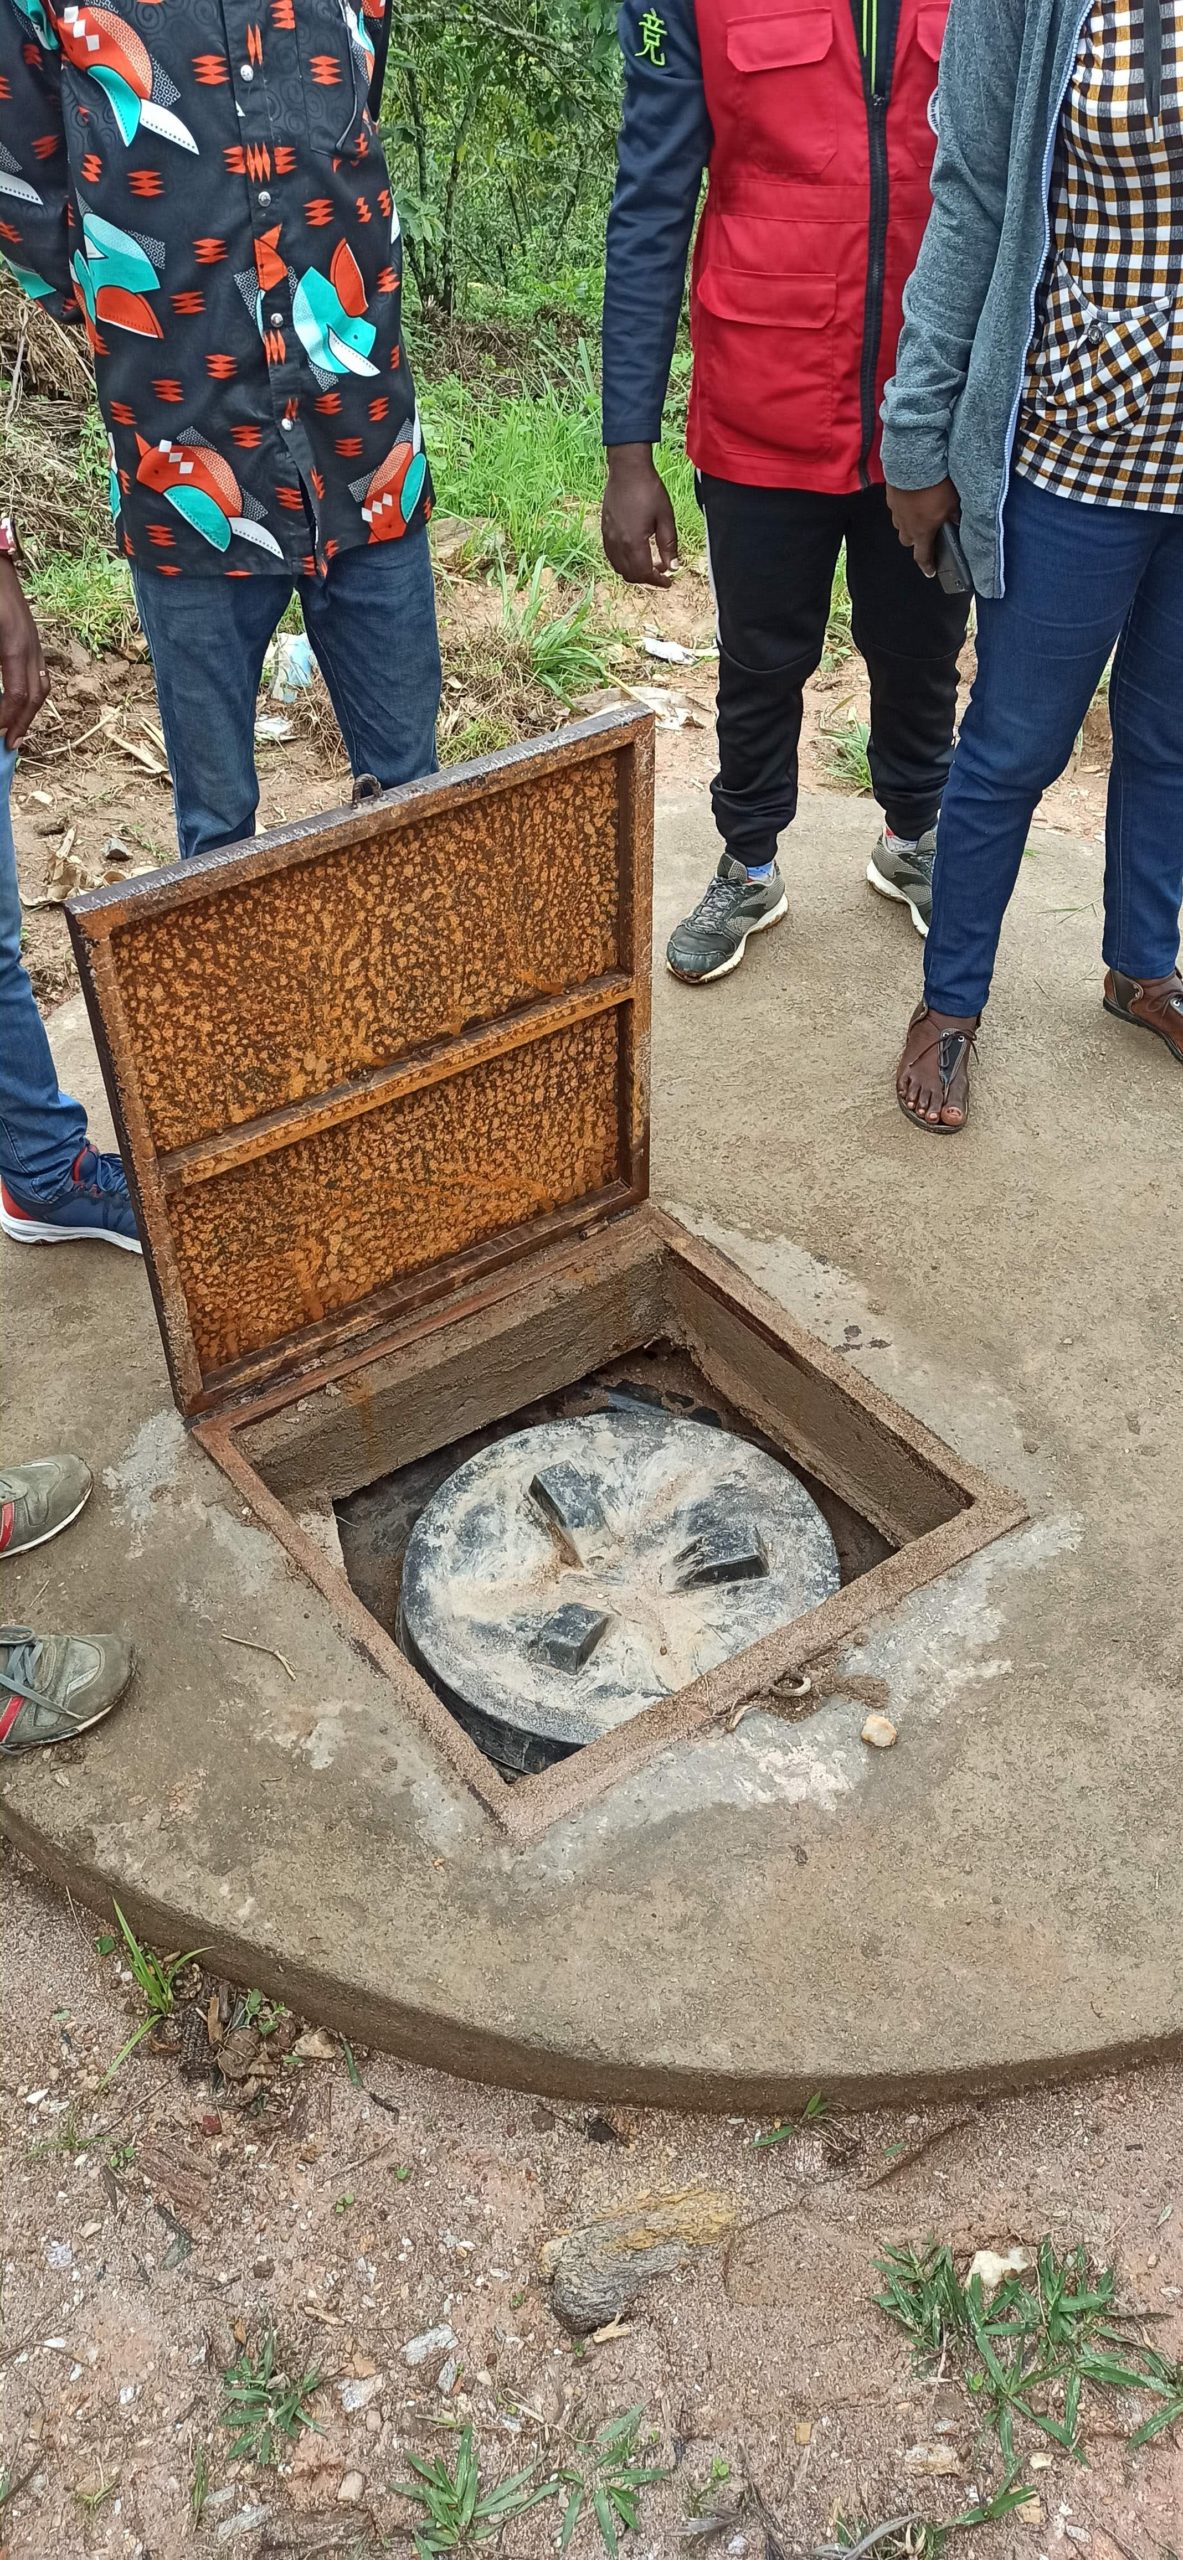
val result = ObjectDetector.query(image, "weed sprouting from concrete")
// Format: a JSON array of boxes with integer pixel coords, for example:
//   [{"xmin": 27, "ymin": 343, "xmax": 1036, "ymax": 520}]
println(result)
[
  {"xmin": 874, "ymin": 2238, "xmax": 1183, "ymax": 2476},
  {"xmin": 392, "ymin": 2424, "xmax": 557, "ymax": 2553},
  {"xmin": 218, "ymin": 2329, "xmax": 323, "ymax": 2468},
  {"xmin": 98, "ymin": 1903, "xmax": 206, "ymax": 2088}
]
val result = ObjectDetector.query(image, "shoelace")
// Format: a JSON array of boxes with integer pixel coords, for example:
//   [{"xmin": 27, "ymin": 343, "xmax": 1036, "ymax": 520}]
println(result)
[
  {"xmin": 72, "ymin": 1147, "xmax": 128, "ymax": 1201},
  {"xmin": 693, "ymin": 874, "xmax": 748, "ymax": 930},
  {"xmin": 0, "ymin": 1628, "xmax": 41, "ymax": 1700}
]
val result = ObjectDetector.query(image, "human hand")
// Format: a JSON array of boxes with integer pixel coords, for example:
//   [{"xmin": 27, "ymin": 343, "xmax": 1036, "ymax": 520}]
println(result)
[
  {"xmin": 602, "ymin": 444, "xmax": 679, "ymax": 586},
  {"xmin": 0, "ymin": 557, "xmax": 50, "ymax": 748},
  {"xmin": 886, "ymin": 477, "xmax": 960, "ymax": 579}
]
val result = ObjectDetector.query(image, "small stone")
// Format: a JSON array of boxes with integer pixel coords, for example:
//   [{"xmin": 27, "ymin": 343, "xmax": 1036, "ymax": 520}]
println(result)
[
  {"xmin": 252, "ymin": 2257, "xmax": 274, "ymax": 2280},
  {"xmin": 201, "ymin": 2113, "xmax": 223, "ymax": 2137},
  {"xmin": 337, "ymin": 2472, "xmax": 365, "ymax": 2506},
  {"xmin": 967, "ymin": 2246, "xmax": 1034, "ymax": 2294},
  {"xmin": 437, "ymin": 2356, "xmax": 459, "ymax": 2394},
  {"xmin": 1015, "ymin": 2497, "xmax": 1043, "ymax": 2527},
  {"xmin": 542, "ymin": 2187, "xmax": 737, "ymax": 2335},
  {"xmin": 904, "ymin": 2444, "xmax": 962, "ymax": 2477},
  {"xmin": 861, "ymin": 1711, "xmax": 898, "ymax": 1749},
  {"xmin": 793, "ymin": 2421, "xmax": 812, "ymax": 2446},
  {"xmin": 403, "ymin": 2324, "xmax": 458, "ymax": 2366},
  {"xmin": 294, "ymin": 2029, "xmax": 339, "ymax": 2061}
]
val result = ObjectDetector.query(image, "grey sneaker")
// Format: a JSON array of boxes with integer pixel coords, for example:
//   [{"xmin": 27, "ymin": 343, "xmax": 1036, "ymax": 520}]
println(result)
[
  {"xmin": 0, "ymin": 1625, "xmax": 135, "ymax": 1753},
  {"xmin": 867, "ymin": 827, "xmax": 937, "ymax": 938},
  {"xmin": 0, "ymin": 1456, "xmax": 93, "ymax": 1559},
  {"xmin": 666, "ymin": 855, "xmax": 788, "ymax": 985}
]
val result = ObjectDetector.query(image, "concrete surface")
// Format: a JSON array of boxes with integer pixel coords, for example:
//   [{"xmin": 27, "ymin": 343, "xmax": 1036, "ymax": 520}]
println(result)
[{"xmin": 1, "ymin": 789, "xmax": 1177, "ymax": 2106}]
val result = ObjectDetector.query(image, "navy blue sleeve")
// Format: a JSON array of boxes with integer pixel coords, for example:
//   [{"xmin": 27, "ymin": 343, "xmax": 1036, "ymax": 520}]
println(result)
[{"xmin": 602, "ymin": 0, "xmax": 713, "ymax": 447}]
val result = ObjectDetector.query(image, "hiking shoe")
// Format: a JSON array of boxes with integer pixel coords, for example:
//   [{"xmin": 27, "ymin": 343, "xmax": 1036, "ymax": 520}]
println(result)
[
  {"xmin": 666, "ymin": 855, "xmax": 788, "ymax": 984},
  {"xmin": 0, "ymin": 1456, "xmax": 93, "ymax": 1559},
  {"xmin": 0, "ymin": 1147, "xmax": 141, "ymax": 1253},
  {"xmin": 0, "ymin": 1624, "xmax": 135, "ymax": 1753},
  {"xmin": 867, "ymin": 827, "xmax": 937, "ymax": 938}
]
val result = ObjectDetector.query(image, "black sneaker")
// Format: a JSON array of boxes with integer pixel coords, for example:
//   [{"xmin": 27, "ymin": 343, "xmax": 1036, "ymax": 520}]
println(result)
[
  {"xmin": 866, "ymin": 827, "xmax": 936, "ymax": 938},
  {"xmin": 666, "ymin": 855, "xmax": 788, "ymax": 985}
]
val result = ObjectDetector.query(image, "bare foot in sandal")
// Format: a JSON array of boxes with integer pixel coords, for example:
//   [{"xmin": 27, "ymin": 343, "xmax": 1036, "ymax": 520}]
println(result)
[{"xmin": 896, "ymin": 1002, "xmax": 978, "ymax": 1133}]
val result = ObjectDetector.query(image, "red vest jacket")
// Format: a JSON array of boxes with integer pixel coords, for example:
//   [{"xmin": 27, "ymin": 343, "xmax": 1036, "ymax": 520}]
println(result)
[{"xmin": 688, "ymin": 0, "xmax": 948, "ymax": 491}]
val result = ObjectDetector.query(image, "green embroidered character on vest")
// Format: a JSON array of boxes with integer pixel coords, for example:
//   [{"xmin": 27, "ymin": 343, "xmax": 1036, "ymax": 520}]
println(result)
[{"xmin": 637, "ymin": 9, "xmax": 667, "ymax": 65}]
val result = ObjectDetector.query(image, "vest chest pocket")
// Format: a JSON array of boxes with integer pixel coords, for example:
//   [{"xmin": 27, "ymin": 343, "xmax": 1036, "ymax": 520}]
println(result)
[
  {"xmin": 725, "ymin": 9, "xmax": 837, "ymax": 178},
  {"xmin": 1029, "ymin": 256, "xmax": 1170, "ymax": 436},
  {"xmin": 896, "ymin": 6, "xmax": 948, "ymax": 170}
]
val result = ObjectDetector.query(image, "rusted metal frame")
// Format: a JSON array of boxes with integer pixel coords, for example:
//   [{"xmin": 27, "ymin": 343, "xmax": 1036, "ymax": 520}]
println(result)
[
  {"xmin": 160, "ymin": 970, "xmax": 635, "ymax": 1192},
  {"xmin": 615, "ymin": 725, "xmax": 654, "ymax": 1198},
  {"xmin": 197, "ymin": 1216, "xmax": 1028, "ymax": 1846},
  {"xmin": 69, "ymin": 708, "xmax": 652, "ymax": 937},
  {"xmin": 191, "ymin": 1176, "xmax": 646, "ymax": 1417},
  {"xmin": 69, "ymin": 931, "xmax": 206, "ymax": 1414}
]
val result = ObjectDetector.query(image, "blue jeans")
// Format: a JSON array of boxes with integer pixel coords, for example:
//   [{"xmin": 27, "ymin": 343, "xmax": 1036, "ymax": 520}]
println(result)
[
  {"xmin": 0, "ymin": 744, "xmax": 87, "ymax": 1202},
  {"xmin": 926, "ymin": 471, "xmax": 1183, "ymax": 1018},
  {"xmin": 132, "ymin": 528, "xmax": 442, "ymax": 862}
]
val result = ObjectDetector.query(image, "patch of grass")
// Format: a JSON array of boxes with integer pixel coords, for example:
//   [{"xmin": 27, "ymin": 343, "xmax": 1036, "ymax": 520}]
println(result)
[
  {"xmin": 392, "ymin": 2425, "xmax": 555, "ymax": 2556},
  {"xmin": 26, "ymin": 541, "xmax": 135, "ymax": 655},
  {"xmin": 686, "ymin": 2455, "xmax": 732, "ymax": 2518},
  {"xmin": 820, "ymin": 712, "xmax": 873, "ymax": 794},
  {"xmin": 219, "ymin": 2329, "xmax": 322, "ymax": 2469},
  {"xmin": 190, "ymin": 2443, "xmax": 210, "ymax": 2529},
  {"xmin": 74, "ymin": 2471, "xmax": 120, "ymax": 2515},
  {"xmin": 875, "ymin": 2238, "xmax": 1183, "ymax": 2479},
  {"xmin": 825, "ymin": 2485, "xmax": 1038, "ymax": 2557},
  {"xmin": 556, "ymin": 2406, "xmax": 670, "ymax": 2557},
  {"xmin": 754, "ymin": 2090, "xmax": 830, "ymax": 2149},
  {"xmin": 99, "ymin": 1902, "xmax": 205, "ymax": 2088},
  {"xmin": 495, "ymin": 557, "xmax": 617, "ymax": 705},
  {"xmin": 440, "ymin": 713, "xmax": 514, "ymax": 767},
  {"xmin": 824, "ymin": 553, "xmax": 853, "ymax": 670},
  {"xmin": 424, "ymin": 347, "xmax": 699, "ymax": 579}
]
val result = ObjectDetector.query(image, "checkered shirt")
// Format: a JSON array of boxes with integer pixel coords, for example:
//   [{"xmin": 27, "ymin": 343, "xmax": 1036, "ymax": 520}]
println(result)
[{"xmin": 1016, "ymin": 0, "xmax": 1183, "ymax": 512}]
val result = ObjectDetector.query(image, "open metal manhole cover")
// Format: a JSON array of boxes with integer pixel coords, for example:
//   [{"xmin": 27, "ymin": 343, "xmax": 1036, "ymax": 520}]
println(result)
[{"xmin": 397, "ymin": 1411, "xmax": 840, "ymax": 1773}]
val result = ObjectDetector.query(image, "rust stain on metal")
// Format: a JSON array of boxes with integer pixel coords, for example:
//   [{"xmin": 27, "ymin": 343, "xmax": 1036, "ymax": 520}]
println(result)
[
  {"xmin": 66, "ymin": 710, "xmax": 654, "ymax": 1415},
  {"xmin": 171, "ymin": 1012, "xmax": 624, "ymax": 1374}
]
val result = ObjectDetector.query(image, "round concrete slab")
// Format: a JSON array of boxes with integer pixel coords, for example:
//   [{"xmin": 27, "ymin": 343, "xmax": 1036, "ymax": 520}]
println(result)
[{"xmin": 2, "ymin": 792, "xmax": 1179, "ymax": 2106}]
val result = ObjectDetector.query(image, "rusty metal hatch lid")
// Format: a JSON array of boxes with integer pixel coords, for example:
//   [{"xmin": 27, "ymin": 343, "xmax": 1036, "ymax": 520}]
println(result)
[{"xmin": 66, "ymin": 709, "xmax": 654, "ymax": 1419}]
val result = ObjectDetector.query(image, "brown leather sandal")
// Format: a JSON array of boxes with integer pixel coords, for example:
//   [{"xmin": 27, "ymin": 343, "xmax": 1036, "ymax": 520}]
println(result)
[
  {"xmin": 896, "ymin": 1002, "xmax": 978, "ymax": 1135},
  {"xmin": 1103, "ymin": 969, "xmax": 1183, "ymax": 1065}
]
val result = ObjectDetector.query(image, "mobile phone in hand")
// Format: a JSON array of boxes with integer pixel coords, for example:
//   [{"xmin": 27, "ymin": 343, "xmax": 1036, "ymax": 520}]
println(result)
[{"xmin": 936, "ymin": 521, "xmax": 974, "ymax": 595}]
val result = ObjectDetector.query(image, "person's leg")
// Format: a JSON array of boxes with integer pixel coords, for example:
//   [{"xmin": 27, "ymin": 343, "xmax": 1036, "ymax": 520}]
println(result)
[
  {"xmin": 847, "ymin": 483, "xmax": 970, "ymax": 935},
  {"xmin": 297, "ymin": 527, "xmax": 441, "ymax": 789},
  {"xmin": 1102, "ymin": 514, "xmax": 1183, "ymax": 982},
  {"xmin": 132, "ymin": 568, "xmax": 293, "ymax": 861},
  {"xmin": 0, "ymin": 741, "xmax": 87, "ymax": 1201},
  {"xmin": 900, "ymin": 475, "xmax": 1151, "ymax": 1128},
  {"xmin": 703, "ymin": 475, "xmax": 842, "ymax": 866},
  {"xmin": 665, "ymin": 477, "xmax": 841, "ymax": 984}
]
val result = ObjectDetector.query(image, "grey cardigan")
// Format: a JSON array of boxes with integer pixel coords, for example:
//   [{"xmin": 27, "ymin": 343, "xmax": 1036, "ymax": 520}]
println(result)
[{"xmin": 880, "ymin": 0, "xmax": 1093, "ymax": 596}]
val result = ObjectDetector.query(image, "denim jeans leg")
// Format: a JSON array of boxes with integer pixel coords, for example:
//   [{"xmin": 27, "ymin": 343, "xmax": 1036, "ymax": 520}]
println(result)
[
  {"xmin": 0, "ymin": 744, "xmax": 88, "ymax": 1202},
  {"xmin": 924, "ymin": 476, "xmax": 1148, "ymax": 1020},
  {"xmin": 1102, "ymin": 513, "xmax": 1183, "ymax": 981},
  {"xmin": 298, "ymin": 527, "xmax": 441, "ymax": 786},
  {"xmin": 132, "ymin": 568, "xmax": 294, "ymax": 861}
]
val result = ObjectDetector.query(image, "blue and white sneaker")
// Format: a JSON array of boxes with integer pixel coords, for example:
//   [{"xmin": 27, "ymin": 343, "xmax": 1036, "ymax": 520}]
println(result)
[{"xmin": 0, "ymin": 1147, "xmax": 141, "ymax": 1254}]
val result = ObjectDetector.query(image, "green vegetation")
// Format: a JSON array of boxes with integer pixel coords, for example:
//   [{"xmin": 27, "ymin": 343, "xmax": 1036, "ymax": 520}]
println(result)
[
  {"xmin": 555, "ymin": 2406, "xmax": 671, "ymax": 2556},
  {"xmin": 98, "ymin": 1902, "xmax": 205, "ymax": 2088},
  {"xmin": 219, "ymin": 2330, "xmax": 322, "ymax": 2469},
  {"xmin": 820, "ymin": 712, "xmax": 873, "ymax": 794},
  {"xmin": 393, "ymin": 2427, "xmax": 556, "ymax": 2556},
  {"xmin": 876, "ymin": 2238, "xmax": 1183, "ymax": 2475},
  {"xmin": 26, "ymin": 540, "xmax": 134, "ymax": 655}
]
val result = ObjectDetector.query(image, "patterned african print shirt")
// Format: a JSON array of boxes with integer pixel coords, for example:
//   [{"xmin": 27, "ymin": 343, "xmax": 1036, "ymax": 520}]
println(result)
[
  {"xmin": 0, "ymin": 0, "xmax": 431, "ymax": 576},
  {"xmin": 1016, "ymin": 0, "xmax": 1183, "ymax": 512}
]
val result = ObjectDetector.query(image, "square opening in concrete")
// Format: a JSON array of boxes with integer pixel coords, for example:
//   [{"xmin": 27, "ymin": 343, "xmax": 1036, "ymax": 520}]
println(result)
[{"xmin": 67, "ymin": 710, "xmax": 1024, "ymax": 1842}]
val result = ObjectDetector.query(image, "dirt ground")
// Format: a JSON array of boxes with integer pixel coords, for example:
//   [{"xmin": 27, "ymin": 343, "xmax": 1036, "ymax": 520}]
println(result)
[
  {"xmin": 2, "ymin": 1849, "xmax": 1182, "ymax": 2560},
  {"xmin": 4, "ymin": 570, "xmax": 1170, "ymax": 2560}
]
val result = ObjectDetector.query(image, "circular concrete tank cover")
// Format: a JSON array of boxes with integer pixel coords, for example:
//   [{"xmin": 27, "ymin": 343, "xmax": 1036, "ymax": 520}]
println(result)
[{"xmin": 398, "ymin": 1412, "xmax": 839, "ymax": 1769}]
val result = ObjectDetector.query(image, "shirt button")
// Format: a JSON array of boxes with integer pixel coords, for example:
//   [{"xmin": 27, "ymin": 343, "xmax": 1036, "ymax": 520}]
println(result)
[
  {"xmin": 258, "ymin": 189, "xmax": 271, "ymax": 206},
  {"xmin": 239, "ymin": 61, "xmax": 254, "ymax": 79},
  {"xmin": 281, "ymin": 418, "xmax": 293, "ymax": 431},
  {"xmin": 271, "ymin": 312, "xmax": 284, "ymax": 325}
]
